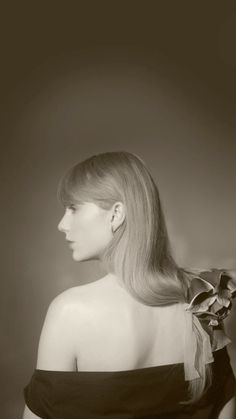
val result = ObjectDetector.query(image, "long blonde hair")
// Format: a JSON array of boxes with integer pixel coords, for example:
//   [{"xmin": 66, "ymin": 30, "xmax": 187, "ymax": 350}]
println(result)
[{"xmin": 57, "ymin": 150, "xmax": 212, "ymax": 404}]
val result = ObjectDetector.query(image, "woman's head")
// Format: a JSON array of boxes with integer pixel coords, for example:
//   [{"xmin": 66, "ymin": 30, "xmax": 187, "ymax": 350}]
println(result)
[{"xmin": 57, "ymin": 151, "xmax": 176, "ymax": 280}]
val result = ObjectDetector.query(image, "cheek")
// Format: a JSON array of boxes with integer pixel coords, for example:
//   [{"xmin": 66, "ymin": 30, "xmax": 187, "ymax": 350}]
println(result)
[
  {"xmin": 88, "ymin": 215, "xmax": 110, "ymax": 242},
  {"xmin": 73, "ymin": 213, "xmax": 110, "ymax": 243}
]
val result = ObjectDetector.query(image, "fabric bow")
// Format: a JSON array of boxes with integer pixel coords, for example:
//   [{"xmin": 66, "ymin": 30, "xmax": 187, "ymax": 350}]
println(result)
[
  {"xmin": 181, "ymin": 268, "xmax": 236, "ymax": 381},
  {"xmin": 185, "ymin": 269, "xmax": 236, "ymax": 327}
]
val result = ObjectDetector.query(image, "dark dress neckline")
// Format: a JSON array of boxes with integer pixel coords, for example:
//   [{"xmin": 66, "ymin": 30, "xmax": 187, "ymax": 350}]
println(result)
[{"xmin": 35, "ymin": 359, "xmax": 184, "ymax": 376}]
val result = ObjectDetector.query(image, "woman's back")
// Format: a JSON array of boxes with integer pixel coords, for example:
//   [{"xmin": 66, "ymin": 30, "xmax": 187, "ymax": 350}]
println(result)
[{"xmin": 71, "ymin": 273, "xmax": 186, "ymax": 372}]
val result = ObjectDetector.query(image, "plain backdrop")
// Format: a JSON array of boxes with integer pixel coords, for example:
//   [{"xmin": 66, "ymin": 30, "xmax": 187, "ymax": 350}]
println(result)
[{"xmin": 0, "ymin": 2, "xmax": 236, "ymax": 418}]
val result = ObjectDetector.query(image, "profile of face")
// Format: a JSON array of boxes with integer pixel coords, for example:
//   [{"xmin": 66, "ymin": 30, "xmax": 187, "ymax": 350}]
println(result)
[{"xmin": 57, "ymin": 201, "xmax": 125, "ymax": 262}]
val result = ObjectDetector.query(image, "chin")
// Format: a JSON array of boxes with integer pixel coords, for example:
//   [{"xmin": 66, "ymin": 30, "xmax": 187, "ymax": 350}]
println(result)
[
  {"xmin": 71, "ymin": 253, "xmax": 85, "ymax": 262},
  {"xmin": 71, "ymin": 251, "xmax": 98, "ymax": 263}
]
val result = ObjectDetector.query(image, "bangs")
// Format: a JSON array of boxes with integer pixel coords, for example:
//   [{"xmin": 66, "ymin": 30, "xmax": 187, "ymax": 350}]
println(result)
[{"xmin": 57, "ymin": 164, "xmax": 88, "ymax": 208}]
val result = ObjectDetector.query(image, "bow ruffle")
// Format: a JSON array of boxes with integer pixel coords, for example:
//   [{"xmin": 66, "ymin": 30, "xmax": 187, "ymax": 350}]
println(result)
[
  {"xmin": 185, "ymin": 268, "xmax": 236, "ymax": 326},
  {"xmin": 181, "ymin": 268, "xmax": 236, "ymax": 381}
]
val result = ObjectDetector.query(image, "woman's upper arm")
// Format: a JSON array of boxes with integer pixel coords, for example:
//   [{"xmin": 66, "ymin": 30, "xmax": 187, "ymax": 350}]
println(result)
[
  {"xmin": 36, "ymin": 290, "xmax": 78, "ymax": 371},
  {"xmin": 23, "ymin": 404, "xmax": 42, "ymax": 419}
]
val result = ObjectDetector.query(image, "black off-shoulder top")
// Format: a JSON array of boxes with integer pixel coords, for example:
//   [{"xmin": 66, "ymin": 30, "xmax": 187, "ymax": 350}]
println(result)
[{"xmin": 24, "ymin": 346, "xmax": 235, "ymax": 419}]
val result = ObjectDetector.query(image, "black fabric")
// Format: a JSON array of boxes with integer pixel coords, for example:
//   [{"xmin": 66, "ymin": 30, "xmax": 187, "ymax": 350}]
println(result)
[{"xmin": 23, "ymin": 347, "xmax": 235, "ymax": 419}]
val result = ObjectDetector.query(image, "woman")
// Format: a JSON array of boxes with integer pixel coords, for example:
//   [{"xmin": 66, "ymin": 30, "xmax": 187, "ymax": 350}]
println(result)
[{"xmin": 23, "ymin": 151, "xmax": 236, "ymax": 418}]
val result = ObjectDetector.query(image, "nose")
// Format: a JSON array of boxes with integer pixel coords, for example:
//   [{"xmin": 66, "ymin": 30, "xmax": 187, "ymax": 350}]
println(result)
[{"xmin": 57, "ymin": 212, "xmax": 69, "ymax": 233}]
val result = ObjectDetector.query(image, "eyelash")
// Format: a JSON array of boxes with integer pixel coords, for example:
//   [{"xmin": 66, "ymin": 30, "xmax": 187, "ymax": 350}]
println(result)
[{"xmin": 67, "ymin": 204, "xmax": 77, "ymax": 213}]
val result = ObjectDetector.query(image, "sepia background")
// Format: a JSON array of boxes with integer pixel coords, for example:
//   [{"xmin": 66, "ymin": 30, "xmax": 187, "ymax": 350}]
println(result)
[{"xmin": 1, "ymin": 2, "xmax": 236, "ymax": 418}]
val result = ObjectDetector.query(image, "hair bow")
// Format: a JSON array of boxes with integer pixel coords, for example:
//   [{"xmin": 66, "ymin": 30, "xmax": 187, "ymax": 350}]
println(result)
[
  {"xmin": 181, "ymin": 268, "xmax": 236, "ymax": 381},
  {"xmin": 185, "ymin": 269, "xmax": 236, "ymax": 327}
]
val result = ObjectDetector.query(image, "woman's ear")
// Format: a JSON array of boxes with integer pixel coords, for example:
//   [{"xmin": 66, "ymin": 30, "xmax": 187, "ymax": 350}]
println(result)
[{"xmin": 111, "ymin": 202, "xmax": 125, "ymax": 233}]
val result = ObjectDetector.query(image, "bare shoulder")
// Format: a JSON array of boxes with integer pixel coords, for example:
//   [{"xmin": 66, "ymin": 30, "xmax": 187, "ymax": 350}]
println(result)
[
  {"xmin": 50, "ymin": 285, "xmax": 84, "ymax": 308},
  {"xmin": 43, "ymin": 288, "xmax": 79, "ymax": 323},
  {"xmin": 36, "ymin": 282, "xmax": 98, "ymax": 371},
  {"xmin": 47, "ymin": 274, "xmax": 137, "ymax": 330},
  {"xmin": 48, "ymin": 276, "xmax": 112, "ymax": 316},
  {"xmin": 49, "ymin": 279, "xmax": 99, "ymax": 307}
]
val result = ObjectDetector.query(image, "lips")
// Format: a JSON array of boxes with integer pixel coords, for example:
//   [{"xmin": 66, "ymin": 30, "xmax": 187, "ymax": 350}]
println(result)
[{"xmin": 67, "ymin": 241, "xmax": 75, "ymax": 249}]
